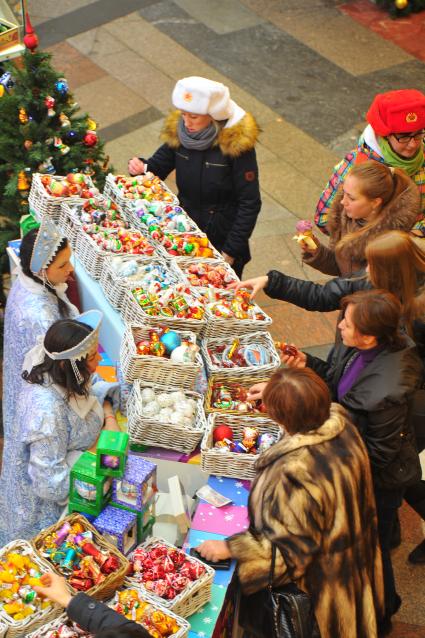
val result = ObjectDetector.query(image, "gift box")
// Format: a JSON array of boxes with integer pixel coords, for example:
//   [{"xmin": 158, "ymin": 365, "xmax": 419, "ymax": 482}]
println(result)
[
  {"xmin": 93, "ymin": 505, "xmax": 138, "ymax": 556},
  {"xmin": 110, "ymin": 501, "xmax": 156, "ymax": 544},
  {"xmin": 0, "ymin": 19, "xmax": 19, "ymax": 54},
  {"xmin": 96, "ymin": 430, "xmax": 129, "ymax": 477},
  {"xmin": 112, "ymin": 453, "xmax": 157, "ymax": 510},
  {"xmin": 69, "ymin": 451, "xmax": 112, "ymax": 516}
]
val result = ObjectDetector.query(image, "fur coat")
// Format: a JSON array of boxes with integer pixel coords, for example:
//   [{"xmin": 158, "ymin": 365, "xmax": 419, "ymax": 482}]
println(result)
[
  {"xmin": 228, "ymin": 404, "xmax": 384, "ymax": 638},
  {"xmin": 304, "ymin": 180, "xmax": 420, "ymax": 277},
  {"xmin": 144, "ymin": 110, "xmax": 261, "ymax": 267}
]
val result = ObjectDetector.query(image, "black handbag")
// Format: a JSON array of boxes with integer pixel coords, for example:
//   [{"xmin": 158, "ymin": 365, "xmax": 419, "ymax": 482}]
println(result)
[{"xmin": 239, "ymin": 544, "xmax": 321, "ymax": 638}]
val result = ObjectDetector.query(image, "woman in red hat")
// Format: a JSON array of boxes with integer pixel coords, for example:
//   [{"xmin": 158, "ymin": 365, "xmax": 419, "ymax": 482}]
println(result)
[{"xmin": 315, "ymin": 89, "xmax": 425, "ymax": 238}]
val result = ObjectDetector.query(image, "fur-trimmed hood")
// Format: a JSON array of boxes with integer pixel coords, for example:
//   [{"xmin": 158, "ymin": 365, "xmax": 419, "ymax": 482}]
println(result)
[
  {"xmin": 327, "ymin": 179, "xmax": 421, "ymax": 265},
  {"xmin": 160, "ymin": 109, "xmax": 260, "ymax": 158}
]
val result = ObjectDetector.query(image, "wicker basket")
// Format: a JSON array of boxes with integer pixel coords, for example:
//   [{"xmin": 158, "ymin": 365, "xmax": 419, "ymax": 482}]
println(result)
[
  {"xmin": 205, "ymin": 373, "xmax": 270, "ymax": 415},
  {"xmin": 120, "ymin": 324, "xmax": 202, "ymax": 386},
  {"xmin": 74, "ymin": 228, "xmax": 157, "ymax": 281},
  {"xmin": 201, "ymin": 330, "xmax": 280, "ymax": 381},
  {"xmin": 125, "ymin": 537, "xmax": 214, "ymax": 618},
  {"xmin": 25, "ymin": 613, "xmax": 71, "ymax": 638},
  {"xmin": 104, "ymin": 173, "xmax": 179, "ymax": 216},
  {"xmin": 28, "ymin": 173, "xmax": 96, "ymax": 222},
  {"xmin": 122, "ymin": 287, "xmax": 206, "ymax": 336},
  {"xmin": 31, "ymin": 514, "xmax": 129, "ymax": 601},
  {"xmin": 126, "ymin": 202, "xmax": 200, "ymax": 237},
  {"xmin": 201, "ymin": 413, "xmax": 282, "ymax": 480},
  {"xmin": 0, "ymin": 619, "xmax": 6, "ymax": 638},
  {"xmin": 174, "ymin": 257, "xmax": 239, "ymax": 291},
  {"xmin": 100, "ymin": 257, "xmax": 184, "ymax": 313},
  {"xmin": 127, "ymin": 380, "xmax": 207, "ymax": 453},
  {"xmin": 158, "ymin": 231, "xmax": 222, "ymax": 263},
  {"xmin": 0, "ymin": 540, "xmax": 62, "ymax": 638},
  {"xmin": 201, "ymin": 290, "xmax": 273, "ymax": 339},
  {"xmin": 57, "ymin": 201, "xmax": 82, "ymax": 249}
]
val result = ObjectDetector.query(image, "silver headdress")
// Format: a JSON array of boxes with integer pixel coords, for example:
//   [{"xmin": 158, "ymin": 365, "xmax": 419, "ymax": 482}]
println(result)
[{"xmin": 30, "ymin": 216, "xmax": 65, "ymax": 276}]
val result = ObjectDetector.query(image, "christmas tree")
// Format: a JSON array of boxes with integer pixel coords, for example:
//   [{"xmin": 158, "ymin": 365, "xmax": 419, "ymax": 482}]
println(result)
[
  {"xmin": 0, "ymin": 16, "xmax": 110, "ymax": 290},
  {"xmin": 373, "ymin": 0, "xmax": 425, "ymax": 17}
]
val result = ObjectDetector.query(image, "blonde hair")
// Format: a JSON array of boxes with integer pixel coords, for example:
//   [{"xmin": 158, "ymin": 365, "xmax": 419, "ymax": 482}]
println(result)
[
  {"xmin": 336, "ymin": 161, "xmax": 417, "ymax": 254},
  {"xmin": 365, "ymin": 230, "xmax": 425, "ymax": 334}
]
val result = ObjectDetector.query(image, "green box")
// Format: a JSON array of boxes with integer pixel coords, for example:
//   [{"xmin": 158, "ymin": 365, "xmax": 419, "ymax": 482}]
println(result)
[
  {"xmin": 96, "ymin": 430, "xmax": 129, "ymax": 478},
  {"xmin": 69, "ymin": 451, "xmax": 112, "ymax": 513},
  {"xmin": 68, "ymin": 496, "xmax": 105, "ymax": 517},
  {"xmin": 110, "ymin": 500, "xmax": 155, "ymax": 544}
]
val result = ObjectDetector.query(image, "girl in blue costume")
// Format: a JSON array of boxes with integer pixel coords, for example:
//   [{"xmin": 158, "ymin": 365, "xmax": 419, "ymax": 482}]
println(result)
[
  {"xmin": 0, "ymin": 310, "xmax": 119, "ymax": 543},
  {"xmin": 2, "ymin": 217, "xmax": 77, "ymax": 439}
]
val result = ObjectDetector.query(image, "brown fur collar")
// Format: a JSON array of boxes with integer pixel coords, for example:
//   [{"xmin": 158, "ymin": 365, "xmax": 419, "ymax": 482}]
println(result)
[
  {"xmin": 160, "ymin": 110, "xmax": 260, "ymax": 158},
  {"xmin": 327, "ymin": 181, "xmax": 421, "ymax": 263}
]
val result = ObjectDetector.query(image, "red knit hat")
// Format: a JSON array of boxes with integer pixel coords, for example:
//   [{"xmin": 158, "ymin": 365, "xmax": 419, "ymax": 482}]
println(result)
[{"xmin": 366, "ymin": 89, "xmax": 425, "ymax": 136}]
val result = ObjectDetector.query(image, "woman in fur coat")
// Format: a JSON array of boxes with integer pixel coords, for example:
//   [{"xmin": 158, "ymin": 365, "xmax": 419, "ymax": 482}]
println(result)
[
  {"xmin": 197, "ymin": 367, "xmax": 385, "ymax": 638},
  {"xmin": 128, "ymin": 76, "xmax": 261, "ymax": 277},
  {"xmin": 301, "ymin": 160, "xmax": 420, "ymax": 277}
]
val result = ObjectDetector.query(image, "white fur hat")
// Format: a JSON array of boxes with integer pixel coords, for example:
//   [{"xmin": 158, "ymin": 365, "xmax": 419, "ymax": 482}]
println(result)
[{"xmin": 172, "ymin": 76, "xmax": 246, "ymax": 128}]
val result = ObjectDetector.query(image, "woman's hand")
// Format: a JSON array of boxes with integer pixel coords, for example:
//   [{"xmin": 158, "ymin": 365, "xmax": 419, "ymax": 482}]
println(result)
[
  {"xmin": 196, "ymin": 540, "xmax": 231, "ymax": 562},
  {"xmin": 227, "ymin": 275, "xmax": 269, "ymax": 299},
  {"xmin": 281, "ymin": 349, "xmax": 307, "ymax": 369},
  {"xmin": 33, "ymin": 573, "xmax": 72, "ymax": 608},
  {"xmin": 128, "ymin": 157, "xmax": 146, "ymax": 176},
  {"xmin": 103, "ymin": 400, "xmax": 119, "ymax": 431},
  {"xmin": 246, "ymin": 381, "xmax": 268, "ymax": 401},
  {"xmin": 298, "ymin": 235, "xmax": 319, "ymax": 253},
  {"xmin": 222, "ymin": 252, "xmax": 235, "ymax": 266}
]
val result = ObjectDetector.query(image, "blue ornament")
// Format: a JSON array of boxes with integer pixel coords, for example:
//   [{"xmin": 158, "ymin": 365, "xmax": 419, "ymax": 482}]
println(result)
[
  {"xmin": 233, "ymin": 441, "xmax": 249, "ymax": 454},
  {"xmin": 0, "ymin": 71, "xmax": 14, "ymax": 93},
  {"xmin": 160, "ymin": 330, "xmax": 182, "ymax": 354},
  {"xmin": 242, "ymin": 343, "xmax": 271, "ymax": 367},
  {"xmin": 55, "ymin": 78, "xmax": 68, "ymax": 96}
]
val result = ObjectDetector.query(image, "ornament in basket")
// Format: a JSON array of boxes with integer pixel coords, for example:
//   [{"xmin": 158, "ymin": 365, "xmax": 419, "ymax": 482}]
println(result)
[
  {"xmin": 31, "ymin": 514, "xmax": 129, "ymax": 600},
  {"xmin": 76, "ymin": 194, "xmax": 126, "ymax": 226},
  {"xmin": 132, "ymin": 201, "xmax": 199, "ymax": 238},
  {"xmin": 0, "ymin": 540, "xmax": 61, "ymax": 638},
  {"xmin": 29, "ymin": 173, "xmax": 98, "ymax": 221},
  {"xmin": 82, "ymin": 224, "xmax": 156, "ymax": 256},
  {"xmin": 25, "ymin": 613, "xmax": 94, "ymax": 638},
  {"xmin": 130, "ymin": 283, "xmax": 205, "ymax": 321},
  {"xmin": 205, "ymin": 376, "xmax": 270, "ymax": 415},
  {"xmin": 159, "ymin": 232, "xmax": 219, "ymax": 259},
  {"xmin": 178, "ymin": 259, "xmax": 238, "ymax": 290},
  {"xmin": 110, "ymin": 173, "xmax": 178, "ymax": 204},
  {"xmin": 200, "ymin": 288, "xmax": 267, "ymax": 321},
  {"xmin": 126, "ymin": 538, "xmax": 214, "ymax": 617}
]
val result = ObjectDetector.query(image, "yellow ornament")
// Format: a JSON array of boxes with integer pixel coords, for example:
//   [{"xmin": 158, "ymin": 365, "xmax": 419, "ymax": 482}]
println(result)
[
  {"xmin": 17, "ymin": 170, "xmax": 30, "ymax": 191},
  {"xmin": 395, "ymin": 0, "xmax": 408, "ymax": 7},
  {"xmin": 18, "ymin": 107, "xmax": 28, "ymax": 124},
  {"xmin": 0, "ymin": 85, "xmax": 4, "ymax": 97},
  {"xmin": 87, "ymin": 118, "xmax": 97, "ymax": 130}
]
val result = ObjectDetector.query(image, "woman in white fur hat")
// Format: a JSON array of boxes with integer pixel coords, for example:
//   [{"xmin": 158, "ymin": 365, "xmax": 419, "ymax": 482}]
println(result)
[{"xmin": 128, "ymin": 76, "xmax": 261, "ymax": 277}]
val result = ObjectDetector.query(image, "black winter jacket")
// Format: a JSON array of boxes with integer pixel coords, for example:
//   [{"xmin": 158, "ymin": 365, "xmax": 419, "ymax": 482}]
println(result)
[
  {"xmin": 67, "ymin": 592, "xmax": 150, "ymax": 636},
  {"xmin": 307, "ymin": 342, "xmax": 423, "ymax": 490},
  {"xmin": 144, "ymin": 111, "xmax": 261, "ymax": 264}
]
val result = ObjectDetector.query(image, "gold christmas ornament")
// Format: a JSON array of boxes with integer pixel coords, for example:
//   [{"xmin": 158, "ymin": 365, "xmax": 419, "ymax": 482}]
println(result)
[
  {"xmin": 17, "ymin": 170, "xmax": 30, "ymax": 191},
  {"xmin": 395, "ymin": 0, "xmax": 408, "ymax": 8},
  {"xmin": 18, "ymin": 107, "xmax": 29, "ymax": 124},
  {"xmin": 87, "ymin": 118, "xmax": 97, "ymax": 130}
]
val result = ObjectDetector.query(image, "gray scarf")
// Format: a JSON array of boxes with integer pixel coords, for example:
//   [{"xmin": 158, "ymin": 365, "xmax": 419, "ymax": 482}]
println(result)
[{"xmin": 178, "ymin": 118, "xmax": 219, "ymax": 150}]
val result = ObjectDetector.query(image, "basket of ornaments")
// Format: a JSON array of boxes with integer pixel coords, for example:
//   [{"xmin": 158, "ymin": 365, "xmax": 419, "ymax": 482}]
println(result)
[
  {"xmin": 31, "ymin": 514, "xmax": 129, "ymax": 601},
  {"xmin": 122, "ymin": 282, "xmax": 206, "ymax": 336},
  {"xmin": 120, "ymin": 325, "xmax": 202, "ymax": 387},
  {"xmin": 0, "ymin": 540, "xmax": 62, "ymax": 638},
  {"xmin": 29, "ymin": 173, "xmax": 98, "ymax": 222},
  {"xmin": 205, "ymin": 375, "xmax": 270, "ymax": 415},
  {"xmin": 127, "ymin": 381, "xmax": 207, "ymax": 454},
  {"xmin": 157, "ymin": 231, "xmax": 222, "ymax": 262},
  {"xmin": 126, "ymin": 538, "xmax": 214, "ymax": 618},
  {"xmin": 101, "ymin": 257, "xmax": 184, "ymax": 313},
  {"xmin": 201, "ymin": 413, "xmax": 282, "ymax": 480},
  {"xmin": 201, "ymin": 331, "xmax": 280, "ymax": 381},
  {"xmin": 58, "ymin": 194, "xmax": 127, "ymax": 251},
  {"xmin": 199, "ymin": 288, "xmax": 272, "ymax": 339},
  {"xmin": 174, "ymin": 257, "xmax": 239, "ymax": 292},
  {"xmin": 104, "ymin": 173, "xmax": 179, "ymax": 216},
  {"xmin": 128, "ymin": 200, "xmax": 200, "ymax": 240}
]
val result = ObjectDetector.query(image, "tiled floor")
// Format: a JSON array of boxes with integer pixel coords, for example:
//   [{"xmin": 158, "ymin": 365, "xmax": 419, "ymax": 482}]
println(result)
[{"xmin": 12, "ymin": 0, "xmax": 425, "ymax": 633}]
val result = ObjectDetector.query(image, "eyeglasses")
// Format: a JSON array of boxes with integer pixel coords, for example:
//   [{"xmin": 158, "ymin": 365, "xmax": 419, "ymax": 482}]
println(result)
[{"xmin": 391, "ymin": 131, "xmax": 425, "ymax": 144}]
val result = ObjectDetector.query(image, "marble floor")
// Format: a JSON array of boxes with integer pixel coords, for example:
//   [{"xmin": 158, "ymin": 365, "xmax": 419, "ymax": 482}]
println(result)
[{"xmin": 17, "ymin": 0, "xmax": 425, "ymax": 633}]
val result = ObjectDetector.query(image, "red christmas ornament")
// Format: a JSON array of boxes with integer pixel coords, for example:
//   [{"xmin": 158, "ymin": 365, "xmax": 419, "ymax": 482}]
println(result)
[
  {"xmin": 213, "ymin": 424, "xmax": 234, "ymax": 443},
  {"xmin": 23, "ymin": 12, "xmax": 39, "ymax": 52},
  {"xmin": 84, "ymin": 131, "xmax": 98, "ymax": 147}
]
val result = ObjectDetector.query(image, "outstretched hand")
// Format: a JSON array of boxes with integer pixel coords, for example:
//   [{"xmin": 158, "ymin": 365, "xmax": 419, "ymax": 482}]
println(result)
[
  {"xmin": 227, "ymin": 275, "xmax": 269, "ymax": 299},
  {"xmin": 128, "ymin": 157, "xmax": 146, "ymax": 176},
  {"xmin": 246, "ymin": 381, "xmax": 268, "ymax": 401},
  {"xmin": 33, "ymin": 572, "xmax": 72, "ymax": 608},
  {"xmin": 280, "ymin": 348, "xmax": 307, "ymax": 369}
]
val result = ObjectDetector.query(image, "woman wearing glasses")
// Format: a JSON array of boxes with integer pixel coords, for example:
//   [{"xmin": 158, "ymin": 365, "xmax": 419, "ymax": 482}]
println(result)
[{"xmin": 315, "ymin": 89, "xmax": 425, "ymax": 238}]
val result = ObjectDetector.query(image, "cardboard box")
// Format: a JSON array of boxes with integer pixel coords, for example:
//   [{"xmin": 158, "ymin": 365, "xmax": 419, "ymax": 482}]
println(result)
[{"xmin": 0, "ymin": 19, "xmax": 19, "ymax": 54}]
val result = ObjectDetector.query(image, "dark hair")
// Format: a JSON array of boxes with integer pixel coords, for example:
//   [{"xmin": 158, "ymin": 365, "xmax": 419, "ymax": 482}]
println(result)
[
  {"xmin": 263, "ymin": 367, "xmax": 331, "ymax": 435},
  {"xmin": 22, "ymin": 319, "xmax": 94, "ymax": 399},
  {"xmin": 95, "ymin": 626, "xmax": 150, "ymax": 638},
  {"xmin": 340, "ymin": 289, "xmax": 405, "ymax": 350},
  {"xmin": 20, "ymin": 227, "xmax": 71, "ymax": 317}
]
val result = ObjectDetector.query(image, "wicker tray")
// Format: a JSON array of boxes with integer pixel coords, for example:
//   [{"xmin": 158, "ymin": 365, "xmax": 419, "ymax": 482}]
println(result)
[
  {"xmin": 28, "ymin": 173, "xmax": 96, "ymax": 222},
  {"xmin": 205, "ymin": 373, "xmax": 270, "ymax": 415},
  {"xmin": 126, "ymin": 537, "xmax": 214, "ymax": 618},
  {"xmin": 201, "ymin": 330, "xmax": 280, "ymax": 381},
  {"xmin": 127, "ymin": 380, "xmax": 207, "ymax": 453},
  {"xmin": 31, "ymin": 514, "xmax": 129, "ymax": 601},
  {"xmin": 122, "ymin": 286, "xmax": 206, "ymax": 336},
  {"xmin": 104, "ymin": 173, "xmax": 179, "ymax": 216},
  {"xmin": 0, "ymin": 540, "xmax": 62, "ymax": 638},
  {"xmin": 201, "ymin": 290, "xmax": 273, "ymax": 339},
  {"xmin": 107, "ymin": 585, "xmax": 190, "ymax": 637},
  {"xmin": 120, "ymin": 324, "xmax": 202, "ymax": 386},
  {"xmin": 201, "ymin": 413, "xmax": 282, "ymax": 480},
  {"xmin": 100, "ymin": 257, "xmax": 184, "ymax": 313}
]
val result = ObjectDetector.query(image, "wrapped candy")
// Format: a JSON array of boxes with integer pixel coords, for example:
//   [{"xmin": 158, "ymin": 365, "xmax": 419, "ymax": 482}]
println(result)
[
  {"xmin": 0, "ymin": 550, "xmax": 51, "ymax": 621},
  {"xmin": 184, "ymin": 261, "xmax": 237, "ymax": 288},
  {"xmin": 114, "ymin": 173, "xmax": 176, "ymax": 203},
  {"xmin": 198, "ymin": 288, "xmax": 267, "ymax": 321},
  {"xmin": 112, "ymin": 589, "xmax": 180, "ymax": 636},
  {"xmin": 275, "ymin": 341, "xmax": 298, "ymax": 357},
  {"xmin": 132, "ymin": 283, "xmax": 204, "ymax": 320}
]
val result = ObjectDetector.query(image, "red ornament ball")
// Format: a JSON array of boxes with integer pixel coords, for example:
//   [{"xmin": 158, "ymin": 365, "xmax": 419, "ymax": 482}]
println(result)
[
  {"xmin": 213, "ymin": 424, "xmax": 234, "ymax": 443},
  {"xmin": 83, "ymin": 131, "xmax": 98, "ymax": 147}
]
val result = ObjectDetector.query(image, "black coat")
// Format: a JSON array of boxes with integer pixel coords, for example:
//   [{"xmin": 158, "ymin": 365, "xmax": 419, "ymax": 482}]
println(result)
[
  {"xmin": 307, "ymin": 342, "xmax": 423, "ymax": 490},
  {"xmin": 67, "ymin": 592, "xmax": 150, "ymax": 636},
  {"xmin": 145, "ymin": 111, "xmax": 261, "ymax": 265}
]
